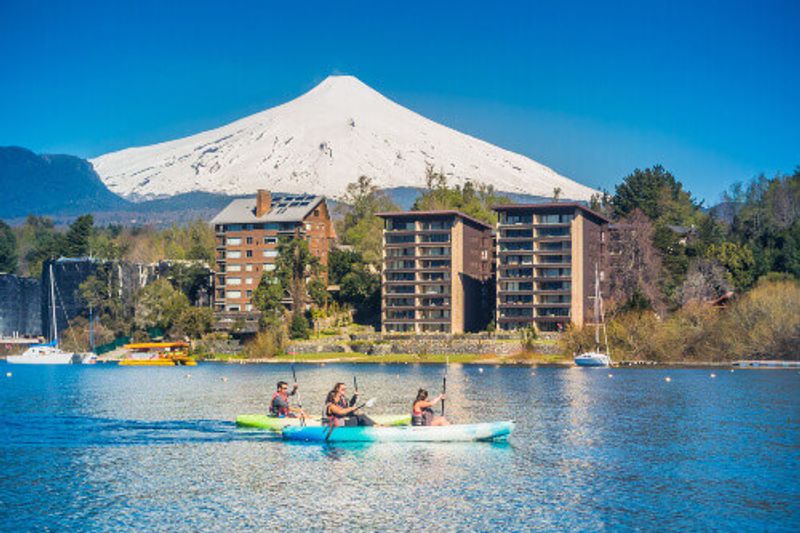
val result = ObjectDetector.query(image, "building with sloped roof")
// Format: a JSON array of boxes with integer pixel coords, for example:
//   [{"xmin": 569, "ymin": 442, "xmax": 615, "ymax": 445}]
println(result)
[{"xmin": 210, "ymin": 190, "xmax": 336, "ymax": 312}]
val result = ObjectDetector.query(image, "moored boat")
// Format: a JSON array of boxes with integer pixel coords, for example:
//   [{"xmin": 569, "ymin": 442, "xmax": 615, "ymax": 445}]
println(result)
[
  {"xmin": 118, "ymin": 342, "xmax": 197, "ymax": 366},
  {"xmin": 236, "ymin": 414, "xmax": 412, "ymax": 431},
  {"xmin": 575, "ymin": 263, "xmax": 613, "ymax": 368},
  {"xmin": 7, "ymin": 264, "xmax": 76, "ymax": 365},
  {"xmin": 282, "ymin": 420, "xmax": 515, "ymax": 442}
]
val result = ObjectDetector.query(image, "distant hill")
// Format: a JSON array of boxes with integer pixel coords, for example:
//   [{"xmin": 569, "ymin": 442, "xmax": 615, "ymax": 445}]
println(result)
[{"xmin": 0, "ymin": 146, "xmax": 131, "ymax": 218}]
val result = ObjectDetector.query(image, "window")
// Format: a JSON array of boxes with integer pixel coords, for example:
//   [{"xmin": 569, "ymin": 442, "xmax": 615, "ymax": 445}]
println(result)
[
  {"xmin": 386, "ymin": 234, "xmax": 415, "ymax": 244},
  {"xmin": 305, "ymin": 223, "xmax": 312, "ymax": 231},
  {"xmin": 227, "ymin": 277, "xmax": 242, "ymax": 285},
  {"xmin": 245, "ymin": 278, "xmax": 253, "ymax": 285},
  {"xmin": 227, "ymin": 237, "xmax": 242, "ymax": 246},
  {"xmin": 226, "ymin": 290, "xmax": 242, "ymax": 298},
  {"xmin": 227, "ymin": 264, "xmax": 241, "ymax": 272},
  {"xmin": 314, "ymin": 209, "xmax": 320, "ymax": 217},
  {"xmin": 263, "ymin": 250, "xmax": 278, "ymax": 258},
  {"xmin": 420, "ymin": 220, "xmax": 450, "ymax": 230},
  {"xmin": 389, "ymin": 220, "xmax": 415, "ymax": 231},
  {"xmin": 501, "ymin": 213, "xmax": 532, "ymax": 225},
  {"xmin": 537, "ymin": 227, "xmax": 570, "ymax": 238},
  {"xmin": 245, "ymin": 303, "xmax": 253, "ymax": 311},
  {"xmin": 227, "ymin": 305, "xmax": 240, "ymax": 312},
  {"xmin": 264, "ymin": 237, "xmax": 277, "ymax": 245},
  {"xmin": 246, "ymin": 264, "xmax": 254, "ymax": 272},
  {"xmin": 420, "ymin": 234, "xmax": 449, "ymax": 243},
  {"xmin": 263, "ymin": 264, "xmax": 276, "ymax": 271},
  {"xmin": 246, "ymin": 290, "xmax": 253, "ymax": 298},
  {"xmin": 387, "ymin": 272, "xmax": 415, "ymax": 281},
  {"xmin": 538, "ymin": 213, "xmax": 573, "ymax": 224},
  {"xmin": 420, "ymin": 247, "xmax": 450, "ymax": 257},
  {"xmin": 246, "ymin": 237, "xmax": 253, "ymax": 245},
  {"xmin": 227, "ymin": 251, "xmax": 242, "ymax": 259}
]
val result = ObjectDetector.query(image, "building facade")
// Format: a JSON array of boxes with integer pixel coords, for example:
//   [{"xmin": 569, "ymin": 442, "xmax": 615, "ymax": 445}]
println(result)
[
  {"xmin": 377, "ymin": 210, "xmax": 493, "ymax": 334},
  {"xmin": 211, "ymin": 190, "xmax": 336, "ymax": 312},
  {"xmin": 493, "ymin": 203, "xmax": 609, "ymax": 332}
]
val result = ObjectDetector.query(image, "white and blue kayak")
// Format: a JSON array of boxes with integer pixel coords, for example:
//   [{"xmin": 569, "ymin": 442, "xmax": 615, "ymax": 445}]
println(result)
[{"xmin": 282, "ymin": 420, "xmax": 515, "ymax": 443}]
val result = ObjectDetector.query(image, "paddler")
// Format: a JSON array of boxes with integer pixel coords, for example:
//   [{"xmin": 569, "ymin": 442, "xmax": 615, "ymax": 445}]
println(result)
[
  {"xmin": 270, "ymin": 381, "xmax": 306, "ymax": 420},
  {"xmin": 324, "ymin": 382, "xmax": 374, "ymax": 426},
  {"xmin": 412, "ymin": 389, "xmax": 449, "ymax": 426}
]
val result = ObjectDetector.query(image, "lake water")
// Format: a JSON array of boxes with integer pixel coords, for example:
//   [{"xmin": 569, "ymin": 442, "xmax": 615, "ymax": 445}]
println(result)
[{"xmin": 1, "ymin": 363, "xmax": 798, "ymax": 531}]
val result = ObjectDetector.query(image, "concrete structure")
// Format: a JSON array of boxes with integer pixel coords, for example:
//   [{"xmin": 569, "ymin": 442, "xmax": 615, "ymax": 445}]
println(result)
[
  {"xmin": 377, "ymin": 210, "xmax": 493, "ymax": 334},
  {"xmin": 493, "ymin": 203, "xmax": 609, "ymax": 332},
  {"xmin": 211, "ymin": 190, "xmax": 336, "ymax": 312}
]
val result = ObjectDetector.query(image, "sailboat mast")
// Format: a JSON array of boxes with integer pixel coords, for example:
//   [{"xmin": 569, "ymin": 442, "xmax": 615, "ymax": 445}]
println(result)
[
  {"xmin": 594, "ymin": 263, "xmax": 600, "ymax": 348},
  {"xmin": 50, "ymin": 263, "xmax": 58, "ymax": 345}
]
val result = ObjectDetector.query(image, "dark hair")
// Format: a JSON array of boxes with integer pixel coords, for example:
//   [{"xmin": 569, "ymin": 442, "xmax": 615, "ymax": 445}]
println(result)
[
  {"xmin": 413, "ymin": 388, "xmax": 428, "ymax": 407},
  {"xmin": 325, "ymin": 390, "xmax": 337, "ymax": 405},
  {"xmin": 277, "ymin": 381, "xmax": 288, "ymax": 390},
  {"xmin": 333, "ymin": 382, "xmax": 345, "ymax": 394}
]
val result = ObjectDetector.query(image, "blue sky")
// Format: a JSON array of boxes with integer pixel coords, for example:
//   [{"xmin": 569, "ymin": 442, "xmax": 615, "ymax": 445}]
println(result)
[{"xmin": 1, "ymin": 0, "xmax": 797, "ymax": 202}]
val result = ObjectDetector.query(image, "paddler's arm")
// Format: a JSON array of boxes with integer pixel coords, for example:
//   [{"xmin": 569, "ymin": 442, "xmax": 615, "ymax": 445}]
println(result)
[
  {"xmin": 289, "ymin": 383, "xmax": 299, "ymax": 396},
  {"xmin": 328, "ymin": 403, "xmax": 358, "ymax": 416}
]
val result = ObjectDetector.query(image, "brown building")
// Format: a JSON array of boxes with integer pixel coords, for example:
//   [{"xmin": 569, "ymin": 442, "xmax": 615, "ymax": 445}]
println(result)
[
  {"xmin": 211, "ymin": 190, "xmax": 336, "ymax": 312},
  {"xmin": 493, "ymin": 203, "xmax": 609, "ymax": 332},
  {"xmin": 377, "ymin": 210, "xmax": 493, "ymax": 334}
]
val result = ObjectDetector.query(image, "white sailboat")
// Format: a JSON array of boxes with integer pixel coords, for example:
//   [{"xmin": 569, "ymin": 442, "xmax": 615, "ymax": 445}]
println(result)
[
  {"xmin": 7, "ymin": 263, "xmax": 77, "ymax": 365},
  {"xmin": 574, "ymin": 263, "xmax": 613, "ymax": 368}
]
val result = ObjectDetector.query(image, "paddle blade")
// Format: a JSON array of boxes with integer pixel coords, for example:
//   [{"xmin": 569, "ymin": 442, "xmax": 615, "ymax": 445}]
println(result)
[{"xmin": 365, "ymin": 398, "xmax": 376, "ymax": 408}]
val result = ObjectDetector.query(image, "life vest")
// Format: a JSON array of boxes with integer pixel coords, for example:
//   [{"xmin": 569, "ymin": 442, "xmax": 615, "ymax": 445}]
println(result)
[{"xmin": 270, "ymin": 391, "xmax": 289, "ymax": 417}]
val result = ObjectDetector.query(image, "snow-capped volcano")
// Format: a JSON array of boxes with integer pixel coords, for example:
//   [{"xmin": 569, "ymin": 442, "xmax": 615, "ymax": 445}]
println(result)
[{"xmin": 91, "ymin": 76, "xmax": 597, "ymax": 201}]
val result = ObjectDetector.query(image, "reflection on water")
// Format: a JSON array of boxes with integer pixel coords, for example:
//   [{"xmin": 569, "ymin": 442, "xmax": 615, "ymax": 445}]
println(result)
[{"xmin": 0, "ymin": 363, "xmax": 798, "ymax": 531}]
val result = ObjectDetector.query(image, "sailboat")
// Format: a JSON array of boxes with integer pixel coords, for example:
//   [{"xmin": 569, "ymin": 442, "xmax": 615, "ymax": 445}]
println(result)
[
  {"xmin": 574, "ymin": 263, "xmax": 612, "ymax": 368},
  {"xmin": 7, "ymin": 263, "xmax": 77, "ymax": 365}
]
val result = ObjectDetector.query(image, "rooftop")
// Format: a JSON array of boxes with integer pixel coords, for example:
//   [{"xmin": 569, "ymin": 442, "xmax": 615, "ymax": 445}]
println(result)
[
  {"xmin": 492, "ymin": 202, "xmax": 610, "ymax": 224},
  {"xmin": 376, "ymin": 210, "xmax": 493, "ymax": 230},
  {"xmin": 211, "ymin": 193, "xmax": 324, "ymax": 224}
]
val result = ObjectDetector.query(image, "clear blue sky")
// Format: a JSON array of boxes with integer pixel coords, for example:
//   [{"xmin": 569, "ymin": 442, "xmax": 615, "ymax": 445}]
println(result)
[{"xmin": 1, "ymin": 0, "xmax": 797, "ymax": 202}]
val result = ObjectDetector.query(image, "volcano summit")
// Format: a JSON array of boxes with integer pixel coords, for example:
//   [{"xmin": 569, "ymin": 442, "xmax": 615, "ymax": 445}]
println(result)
[{"xmin": 91, "ymin": 76, "xmax": 596, "ymax": 201}]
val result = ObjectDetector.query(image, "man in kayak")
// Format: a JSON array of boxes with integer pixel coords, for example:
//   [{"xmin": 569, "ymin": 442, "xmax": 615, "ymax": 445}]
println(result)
[
  {"xmin": 324, "ymin": 382, "xmax": 374, "ymax": 426},
  {"xmin": 270, "ymin": 381, "xmax": 306, "ymax": 420},
  {"xmin": 412, "ymin": 389, "xmax": 449, "ymax": 426}
]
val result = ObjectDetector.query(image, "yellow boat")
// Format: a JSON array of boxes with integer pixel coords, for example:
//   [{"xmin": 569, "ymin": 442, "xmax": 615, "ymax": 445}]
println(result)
[{"xmin": 118, "ymin": 342, "xmax": 197, "ymax": 366}]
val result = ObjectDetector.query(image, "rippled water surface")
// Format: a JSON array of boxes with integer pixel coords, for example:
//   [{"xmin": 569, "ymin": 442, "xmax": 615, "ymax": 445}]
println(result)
[{"xmin": 1, "ymin": 363, "xmax": 798, "ymax": 531}]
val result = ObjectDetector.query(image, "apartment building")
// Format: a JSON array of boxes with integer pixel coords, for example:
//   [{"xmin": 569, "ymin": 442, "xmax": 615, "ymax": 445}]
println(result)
[
  {"xmin": 377, "ymin": 210, "xmax": 493, "ymax": 334},
  {"xmin": 493, "ymin": 203, "xmax": 609, "ymax": 332},
  {"xmin": 210, "ymin": 190, "xmax": 336, "ymax": 312}
]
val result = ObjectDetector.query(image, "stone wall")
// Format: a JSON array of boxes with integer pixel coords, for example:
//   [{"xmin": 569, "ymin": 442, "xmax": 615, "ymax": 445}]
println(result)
[{"xmin": 287, "ymin": 333, "xmax": 561, "ymax": 357}]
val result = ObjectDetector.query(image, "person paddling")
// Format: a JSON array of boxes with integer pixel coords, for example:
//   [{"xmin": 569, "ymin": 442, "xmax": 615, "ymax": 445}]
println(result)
[
  {"xmin": 270, "ymin": 381, "xmax": 306, "ymax": 420},
  {"xmin": 324, "ymin": 382, "xmax": 374, "ymax": 427},
  {"xmin": 412, "ymin": 389, "xmax": 449, "ymax": 426}
]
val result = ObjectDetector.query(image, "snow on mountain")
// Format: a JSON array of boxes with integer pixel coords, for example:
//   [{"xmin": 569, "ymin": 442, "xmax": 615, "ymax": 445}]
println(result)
[{"xmin": 91, "ymin": 76, "xmax": 597, "ymax": 202}]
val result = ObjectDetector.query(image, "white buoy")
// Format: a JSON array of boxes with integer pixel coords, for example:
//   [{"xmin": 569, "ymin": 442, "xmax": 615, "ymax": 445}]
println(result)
[
  {"xmin": 608, "ymin": 373, "xmax": 613, "ymax": 378},
  {"xmin": 221, "ymin": 377, "xmax": 228, "ymax": 382},
  {"xmin": 665, "ymin": 377, "xmax": 672, "ymax": 382},
  {"xmin": 5, "ymin": 372, "xmax": 11, "ymax": 378},
  {"xmin": 730, "ymin": 369, "xmax": 735, "ymax": 373},
  {"xmin": 185, "ymin": 373, "xmax": 192, "ymax": 379},
  {"xmin": 710, "ymin": 373, "xmax": 716, "ymax": 378},
  {"xmin": 478, "ymin": 368, "xmax": 484, "ymax": 373}
]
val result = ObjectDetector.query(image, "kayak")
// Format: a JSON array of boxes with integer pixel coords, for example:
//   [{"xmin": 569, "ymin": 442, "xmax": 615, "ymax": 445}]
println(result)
[
  {"xmin": 235, "ymin": 414, "xmax": 412, "ymax": 432},
  {"xmin": 282, "ymin": 420, "xmax": 515, "ymax": 443}
]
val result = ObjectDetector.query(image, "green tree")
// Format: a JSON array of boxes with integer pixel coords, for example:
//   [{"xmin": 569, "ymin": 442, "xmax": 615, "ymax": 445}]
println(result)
[
  {"xmin": 706, "ymin": 242, "xmax": 756, "ymax": 290},
  {"xmin": 289, "ymin": 311, "xmax": 310, "ymax": 340},
  {"xmin": 412, "ymin": 165, "xmax": 509, "ymax": 225},
  {"xmin": 340, "ymin": 266, "xmax": 381, "ymax": 325},
  {"xmin": 20, "ymin": 215, "xmax": 63, "ymax": 277},
  {"xmin": 171, "ymin": 306, "xmax": 214, "ymax": 339},
  {"xmin": 328, "ymin": 248, "xmax": 362, "ymax": 285},
  {"xmin": 337, "ymin": 176, "xmax": 398, "ymax": 265},
  {"xmin": 64, "ymin": 214, "xmax": 94, "ymax": 257},
  {"xmin": 252, "ymin": 270, "xmax": 285, "ymax": 326},
  {"xmin": 613, "ymin": 165, "xmax": 701, "ymax": 224},
  {"xmin": 0, "ymin": 220, "xmax": 17, "ymax": 273},
  {"xmin": 134, "ymin": 278, "xmax": 190, "ymax": 332}
]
